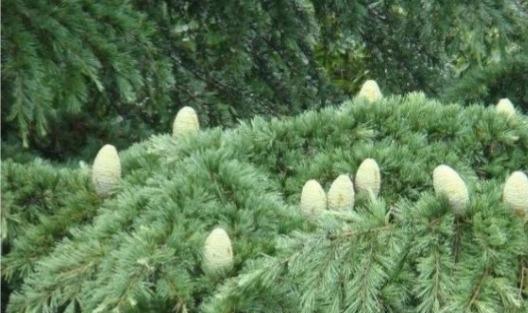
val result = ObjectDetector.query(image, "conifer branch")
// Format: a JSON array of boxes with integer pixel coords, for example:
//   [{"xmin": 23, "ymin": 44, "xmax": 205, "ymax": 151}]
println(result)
[
  {"xmin": 328, "ymin": 224, "xmax": 394, "ymax": 241},
  {"xmin": 466, "ymin": 266, "xmax": 491, "ymax": 310},
  {"xmin": 452, "ymin": 216, "xmax": 463, "ymax": 263}
]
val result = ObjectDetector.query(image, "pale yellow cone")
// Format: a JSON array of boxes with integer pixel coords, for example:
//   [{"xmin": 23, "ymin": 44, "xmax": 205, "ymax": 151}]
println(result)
[
  {"xmin": 358, "ymin": 80, "xmax": 383, "ymax": 103},
  {"xmin": 433, "ymin": 165, "xmax": 469, "ymax": 215},
  {"xmin": 172, "ymin": 106, "xmax": 199, "ymax": 138},
  {"xmin": 300, "ymin": 179, "xmax": 327, "ymax": 217},
  {"xmin": 355, "ymin": 158, "xmax": 381, "ymax": 197},
  {"xmin": 328, "ymin": 174, "xmax": 355, "ymax": 211},
  {"xmin": 92, "ymin": 144, "xmax": 121, "ymax": 197},
  {"xmin": 496, "ymin": 98, "xmax": 516, "ymax": 118},
  {"xmin": 203, "ymin": 227, "xmax": 233, "ymax": 275},
  {"xmin": 503, "ymin": 171, "xmax": 528, "ymax": 217}
]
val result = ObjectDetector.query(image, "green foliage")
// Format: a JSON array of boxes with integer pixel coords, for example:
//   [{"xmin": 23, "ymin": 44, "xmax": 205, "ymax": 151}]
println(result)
[
  {"xmin": 1, "ymin": 160, "xmax": 99, "ymax": 246},
  {"xmin": 0, "ymin": 159, "xmax": 101, "ymax": 311},
  {"xmin": 135, "ymin": 0, "xmax": 338, "ymax": 124},
  {"xmin": 5, "ymin": 1, "xmax": 527, "ymax": 161},
  {"xmin": 0, "ymin": 143, "xmax": 166, "ymax": 308},
  {"xmin": 207, "ymin": 188, "xmax": 527, "ymax": 313},
  {"xmin": 3, "ymin": 94, "xmax": 527, "ymax": 312},
  {"xmin": 442, "ymin": 52, "xmax": 528, "ymax": 112},
  {"xmin": 3, "ymin": 141, "xmax": 305, "ymax": 313},
  {"xmin": 1, "ymin": 0, "xmax": 340, "ymax": 161},
  {"xmin": 3, "ymin": 1, "xmax": 528, "ymax": 311},
  {"xmin": 313, "ymin": 1, "xmax": 528, "ymax": 96},
  {"xmin": 1, "ymin": 0, "xmax": 174, "ymax": 153}
]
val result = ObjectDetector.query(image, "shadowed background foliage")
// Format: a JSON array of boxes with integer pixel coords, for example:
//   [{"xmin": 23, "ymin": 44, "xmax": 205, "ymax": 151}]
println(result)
[{"xmin": 2, "ymin": 0, "xmax": 528, "ymax": 161}]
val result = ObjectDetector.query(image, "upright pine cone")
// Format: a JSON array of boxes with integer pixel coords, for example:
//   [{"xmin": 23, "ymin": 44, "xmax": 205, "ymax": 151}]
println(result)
[
  {"xmin": 300, "ymin": 179, "xmax": 327, "ymax": 217},
  {"xmin": 328, "ymin": 174, "xmax": 355, "ymax": 211},
  {"xmin": 91, "ymin": 144, "xmax": 121, "ymax": 197},
  {"xmin": 203, "ymin": 227, "xmax": 234, "ymax": 275},
  {"xmin": 503, "ymin": 171, "xmax": 528, "ymax": 217},
  {"xmin": 355, "ymin": 158, "xmax": 381, "ymax": 197},
  {"xmin": 172, "ymin": 106, "xmax": 199, "ymax": 138},
  {"xmin": 496, "ymin": 98, "xmax": 516, "ymax": 118},
  {"xmin": 432, "ymin": 165, "xmax": 469, "ymax": 215},
  {"xmin": 358, "ymin": 80, "xmax": 383, "ymax": 103}
]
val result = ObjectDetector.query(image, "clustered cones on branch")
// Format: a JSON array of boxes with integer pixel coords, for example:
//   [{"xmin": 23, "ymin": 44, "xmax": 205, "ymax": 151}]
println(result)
[
  {"xmin": 432, "ymin": 165, "xmax": 469, "ymax": 215},
  {"xmin": 203, "ymin": 227, "xmax": 234, "ymax": 276},
  {"xmin": 299, "ymin": 158, "xmax": 383, "ymax": 215},
  {"xmin": 299, "ymin": 162, "xmax": 528, "ymax": 224},
  {"xmin": 173, "ymin": 106, "xmax": 200, "ymax": 138},
  {"xmin": 213, "ymin": 171, "xmax": 527, "ymax": 313},
  {"xmin": 91, "ymin": 144, "xmax": 121, "ymax": 197}
]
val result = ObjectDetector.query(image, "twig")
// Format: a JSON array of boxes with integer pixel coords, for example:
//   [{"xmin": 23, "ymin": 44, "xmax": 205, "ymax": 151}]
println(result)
[
  {"xmin": 520, "ymin": 262, "xmax": 527, "ymax": 298},
  {"xmin": 466, "ymin": 266, "xmax": 491, "ymax": 309},
  {"xmin": 521, "ymin": 267, "xmax": 525, "ymax": 297},
  {"xmin": 452, "ymin": 216, "xmax": 462, "ymax": 263},
  {"xmin": 329, "ymin": 224, "xmax": 394, "ymax": 240}
]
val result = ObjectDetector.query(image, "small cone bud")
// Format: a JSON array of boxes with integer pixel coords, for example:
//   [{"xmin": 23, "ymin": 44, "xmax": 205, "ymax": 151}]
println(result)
[
  {"xmin": 328, "ymin": 174, "xmax": 355, "ymax": 211},
  {"xmin": 358, "ymin": 80, "xmax": 383, "ymax": 103},
  {"xmin": 92, "ymin": 144, "xmax": 121, "ymax": 197},
  {"xmin": 503, "ymin": 171, "xmax": 528, "ymax": 217},
  {"xmin": 496, "ymin": 98, "xmax": 516, "ymax": 118},
  {"xmin": 172, "ymin": 106, "xmax": 199, "ymax": 138},
  {"xmin": 433, "ymin": 165, "xmax": 469, "ymax": 215},
  {"xmin": 300, "ymin": 179, "xmax": 327, "ymax": 217},
  {"xmin": 355, "ymin": 158, "xmax": 381, "ymax": 197},
  {"xmin": 203, "ymin": 227, "xmax": 233, "ymax": 275}
]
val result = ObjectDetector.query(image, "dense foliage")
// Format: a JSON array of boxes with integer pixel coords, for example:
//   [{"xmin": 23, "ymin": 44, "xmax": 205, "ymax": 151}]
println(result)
[
  {"xmin": 3, "ymin": 0, "xmax": 527, "ymax": 160},
  {"xmin": 1, "ymin": 0, "xmax": 174, "ymax": 158},
  {"xmin": 442, "ymin": 51, "xmax": 528, "ymax": 111},
  {"xmin": 1, "ymin": 160, "xmax": 101, "ymax": 313},
  {"xmin": 2, "ymin": 1, "xmax": 528, "ymax": 312},
  {"xmin": 2, "ymin": 94, "xmax": 527, "ymax": 312},
  {"xmin": 313, "ymin": 1, "xmax": 528, "ymax": 96},
  {"xmin": 1, "ymin": 0, "xmax": 337, "ymax": 160},
  {"xmin": 207, "ymin": 183, "xmax": 527, "ymax": 313}
]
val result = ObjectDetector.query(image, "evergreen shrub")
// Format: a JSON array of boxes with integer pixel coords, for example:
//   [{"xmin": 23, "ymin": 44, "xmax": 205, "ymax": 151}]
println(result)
[{"xmin": 2, "ymin": 93, "xmax": 527, "ymax": 312}]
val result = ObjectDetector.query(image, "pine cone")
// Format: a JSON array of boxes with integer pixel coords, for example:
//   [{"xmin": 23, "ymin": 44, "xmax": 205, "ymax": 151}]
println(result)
[
  {"xmin": 358, "ymin": 80, "xmax": 383, "ymax": 103},
  {"xmin": 203, "ymin": 227, "xmax": 234, "ymax": 275},
  {"xmin": 92, "ymin": 144, "xmax": 121, "ymax": 197},
  {"xmin": 355, "ymin": 158, "xmax": 381, "ymax": 197},
  {"xmin": 172, "ymin": 106, "xmax": 200, "ymax": 138},
  {"xmin": 300, "ymin": 179, "xmax": 327, "ymax": 217},
  {"xmin": 433, "ymin": 165, "xmax": 469, "ymax": 215},
  {"xmin": 503, "ymin": 171, "xmax": 528, "ymax": 217},
  {"xmin": 328, "ymin": 174, "xmax": 355, "ymax": 211},
  {"xmin": 496, "ymin": 98, "xmax": 516, "ymax": 118}
]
